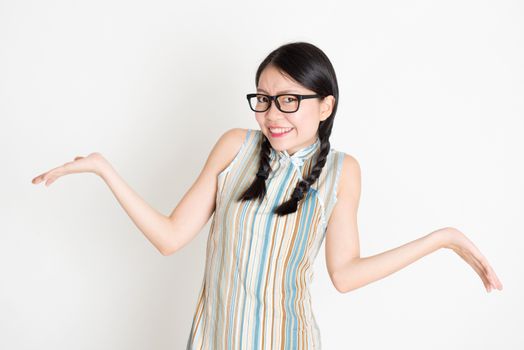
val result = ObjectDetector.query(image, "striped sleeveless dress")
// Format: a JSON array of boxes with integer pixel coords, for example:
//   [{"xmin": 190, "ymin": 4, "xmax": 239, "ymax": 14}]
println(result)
[{"xmin": 186, "ymin": 128, "xmax": 345, "ymax": 349}]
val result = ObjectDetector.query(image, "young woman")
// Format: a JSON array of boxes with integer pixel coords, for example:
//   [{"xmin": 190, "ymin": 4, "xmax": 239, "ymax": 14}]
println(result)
[{"xmin": 32, "ymin": 41, "xmax": 503, "ymax": 349}]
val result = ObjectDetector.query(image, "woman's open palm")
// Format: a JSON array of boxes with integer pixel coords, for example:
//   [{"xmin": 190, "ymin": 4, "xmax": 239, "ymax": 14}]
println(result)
[
  {"xmin": 439, "ymin": 227, "xmax": 504, "ymax": 293},
  {"xmin": 31, "ymin": 152, "xmax": 106, "ymax": 187}
]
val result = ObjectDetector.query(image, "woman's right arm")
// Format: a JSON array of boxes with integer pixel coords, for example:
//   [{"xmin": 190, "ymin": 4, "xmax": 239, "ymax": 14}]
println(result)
[
  {"xmin": 32, "ymin": 128, "xmax": 248, "ymax": 256},
  {"xmin": 162, "ymin": 127, "xmax": 247, "ymax": 255},
  {"xmin": 96, "ymin": 158, "xmax": 175, "ymax": 255}
]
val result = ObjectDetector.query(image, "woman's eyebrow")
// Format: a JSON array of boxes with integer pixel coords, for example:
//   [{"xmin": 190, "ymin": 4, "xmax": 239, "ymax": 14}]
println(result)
[{"xmin": 256, "ymin": 88, "xmax": 301, "ymax": 94}]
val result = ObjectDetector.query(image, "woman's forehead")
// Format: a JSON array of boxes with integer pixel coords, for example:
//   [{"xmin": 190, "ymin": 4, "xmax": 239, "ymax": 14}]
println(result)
[
  {"xmin": 256, "ymin": 87, "xmax": 302, "ymax": 94},
  {"xmin": 257, "ymin": 67, "xmax": 311, "ymax": 93},
  {"xmin": 260, "ymin": 65, "xmax": 296, "ymax": 83}
]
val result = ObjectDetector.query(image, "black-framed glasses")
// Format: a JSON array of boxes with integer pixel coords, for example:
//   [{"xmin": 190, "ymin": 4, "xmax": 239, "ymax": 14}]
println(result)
[{"xmin": 246, "ymin": 93, "xmax": 323, "ymax": 113}]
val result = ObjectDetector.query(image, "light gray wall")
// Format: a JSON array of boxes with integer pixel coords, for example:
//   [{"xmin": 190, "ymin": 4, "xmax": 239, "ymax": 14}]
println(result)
[{"xmin": 2, "ymin": 0, "xmax": 522, "ymax": 349}]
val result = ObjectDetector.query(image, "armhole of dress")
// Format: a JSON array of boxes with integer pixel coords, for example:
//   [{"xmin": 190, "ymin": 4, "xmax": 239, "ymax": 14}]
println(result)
[
  {"xmin": 331, "ymin": 151, "xmax": 345, "ymax": 206},
  {"xmin": 316, "ymin": 149, "xmax": 344, "ymax": 236},
  {"xmin": 323, "ymin": 150, "xmax": 345, "ymax": 229},
  {"xmin": 217, "ymin": 128, "xmax": 252, "ymax": 179}
]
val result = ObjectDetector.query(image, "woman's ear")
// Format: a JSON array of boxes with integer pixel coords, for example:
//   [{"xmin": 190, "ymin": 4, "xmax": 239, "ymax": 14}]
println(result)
[{"xmin": 320, "ymin": 95, "xmax": 335, "ymax": 121}]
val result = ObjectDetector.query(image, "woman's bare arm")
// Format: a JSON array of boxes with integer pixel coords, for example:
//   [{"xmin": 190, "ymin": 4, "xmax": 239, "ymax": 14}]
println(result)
[
  {"xmin": 163, "ymin": 128, "xmax": 247, "ymax": 255},
  {"xmin": 332, "ymin": 227, "xmax": 444, "ymax": 292},
  {"xmin": 96, "ymin": 159, "xmax": 175, "ymax": 255},
  {"xmin": 31, "ymin": 128, "xmax": 248, "ymax": 256},
  {"xmin": 325, "ymin": 154, "xmax": 503, "ymax": 293}
]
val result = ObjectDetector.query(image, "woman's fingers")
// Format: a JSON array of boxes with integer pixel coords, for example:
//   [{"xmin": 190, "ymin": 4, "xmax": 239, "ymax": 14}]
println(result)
[
  {"xmin": 465, "ymin": 242, "xmax": 503, "ymax": 290},
  {"xmin": 42, "ymin": 169, "xmax": 61, "ymax": 186},
  {"xmin": 444, "ymin": 228, "xmax": 504, "ymax": 293},
  {"xmin": 32, "ymin": 166, "xmax": 61, "ymax": 185},
  {"xmin": 31, "ymin": 173, "xmax": 43, "ymax": 184},
  {"xmin": 476, "ymin": 256, "xmax": 498, "ymax": 289},
  {"xmin": 455, "ymin": 247, "xmax": 491, "ymax": 291},
  {"xmin": 452, "ymin": 240, "xmax": 502, "ymax": 292},
  {"xmin": 468, "ymin": 251, "xmax": 493, "ymax": 292},
  {"xmin": 32, "ymin": 156, "xmax": 88, "ymax": 186},
  {"xmin": 485, "ymin": 262, "xmax": 503, "ymax": 290},
  {"xmin": 493, "ymin": 266, "xmax": 503, "ymax": 289}
]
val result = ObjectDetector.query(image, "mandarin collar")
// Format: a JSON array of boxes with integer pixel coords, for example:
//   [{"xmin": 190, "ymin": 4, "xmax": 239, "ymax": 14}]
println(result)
[{"xmin": 269, "ymin": 137, "xmax": 321, "ymax": 168}]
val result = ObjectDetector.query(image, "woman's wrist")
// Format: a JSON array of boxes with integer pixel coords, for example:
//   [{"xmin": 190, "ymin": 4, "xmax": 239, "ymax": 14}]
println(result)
[
  {"xmin": 429, "ymin": 226, "xmax": 458, "ymax": 250},
  {"xmin": 91, "ymin": 153, "xmax": 113, "ymax": 179}
]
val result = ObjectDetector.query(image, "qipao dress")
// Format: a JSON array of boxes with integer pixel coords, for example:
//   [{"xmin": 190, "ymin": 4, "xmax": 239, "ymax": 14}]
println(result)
[{"xmin": 186, "ymin": 128, "xmax": 345, "ymax": 349}]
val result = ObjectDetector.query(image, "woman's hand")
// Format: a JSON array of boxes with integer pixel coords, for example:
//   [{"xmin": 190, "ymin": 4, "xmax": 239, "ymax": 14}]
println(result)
[
  {"xmin": 31, "ymin": 152, "xmax": 108, "ymax": 187},
  {"xmin": 436, "ymin": 227, "xmax": 503, "ymax": 293}
]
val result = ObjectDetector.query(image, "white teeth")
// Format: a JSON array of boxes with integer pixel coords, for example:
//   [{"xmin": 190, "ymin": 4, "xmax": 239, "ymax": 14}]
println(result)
[{"xmin": 270, "ymin": 127, "xmax": 293, "ymax": 133}]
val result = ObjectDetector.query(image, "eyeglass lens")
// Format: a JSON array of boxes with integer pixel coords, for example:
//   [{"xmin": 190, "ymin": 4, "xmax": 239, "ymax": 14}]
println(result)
[{"xmin": 249, "ymin": 94, "xmax": 300, "ymax": 112}]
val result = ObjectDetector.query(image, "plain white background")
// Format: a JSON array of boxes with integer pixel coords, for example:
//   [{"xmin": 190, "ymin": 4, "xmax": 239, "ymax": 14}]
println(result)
[{"xmin": 1, "ymin": 0, "xmax": 523, "ymax": 349}]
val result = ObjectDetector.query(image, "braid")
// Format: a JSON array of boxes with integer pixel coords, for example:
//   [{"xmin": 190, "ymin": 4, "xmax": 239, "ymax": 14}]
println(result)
[
  {"xmin": 237, "ymin": 129, "xmax": 333, "ymax": 216},
  {"xmin": 237, "ymin": 136, "xmax": 272, "ymax": 202},
  {"xmin": 273, "ymin": 133, "xmax": 331, "ymax": 216}
]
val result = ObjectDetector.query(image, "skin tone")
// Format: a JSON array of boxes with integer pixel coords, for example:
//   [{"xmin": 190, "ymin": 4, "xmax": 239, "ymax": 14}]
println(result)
[
  {"xmin": 31, "ymin": 64, "xmax": 503, "ymax": 295},
  {"xmin": 255, "ymin": 64, "xmax": 335, "ymax": 155}
]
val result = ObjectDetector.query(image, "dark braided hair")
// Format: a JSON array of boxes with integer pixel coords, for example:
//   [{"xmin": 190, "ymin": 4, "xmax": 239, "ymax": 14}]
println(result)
[{"xmin": 238, "ymin": 41, "xmax": 339, "ymax": 216}]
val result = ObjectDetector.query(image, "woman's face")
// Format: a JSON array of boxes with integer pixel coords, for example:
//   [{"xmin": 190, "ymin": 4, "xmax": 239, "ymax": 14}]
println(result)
[{"xmin": 254, "ymin": 65, "xmax": 334, "ymax": 156}]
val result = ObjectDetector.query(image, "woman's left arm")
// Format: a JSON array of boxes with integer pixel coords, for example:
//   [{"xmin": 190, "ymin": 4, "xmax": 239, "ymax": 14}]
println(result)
[{"xmin": 325, "ymin": 155, "xmax": 504, "ymax": 294}]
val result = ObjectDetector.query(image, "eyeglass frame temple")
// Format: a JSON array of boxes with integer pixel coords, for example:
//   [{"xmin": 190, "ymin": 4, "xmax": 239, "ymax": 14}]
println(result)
[{"xmin": 246, "ymin": 93, "xmax": 323, "ymax": 113}]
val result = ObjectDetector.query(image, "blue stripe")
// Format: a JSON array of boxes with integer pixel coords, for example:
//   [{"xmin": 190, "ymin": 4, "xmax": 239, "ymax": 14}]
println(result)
[
  {"xmin": 253, "ymin": 159, "xmax": 295, "ymax": 348},
  {"xmin": 284, "ymin": 188, "xmax": 315, "ymax": 348}
]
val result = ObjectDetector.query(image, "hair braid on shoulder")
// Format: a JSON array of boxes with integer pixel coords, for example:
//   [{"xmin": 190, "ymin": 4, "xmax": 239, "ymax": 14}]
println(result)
[
  {"xmin": 237, "ymin": 135, "xmax": 272, "ymax": 203},
  {"xmin": 273, "ymin": 134, "xmax": 331, "ymax": 216}
]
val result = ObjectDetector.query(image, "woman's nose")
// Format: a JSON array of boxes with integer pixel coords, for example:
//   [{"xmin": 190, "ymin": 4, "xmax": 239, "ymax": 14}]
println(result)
[{"xmin": 265, "ymin": 100, "xmax": 283, "ymax": 119}]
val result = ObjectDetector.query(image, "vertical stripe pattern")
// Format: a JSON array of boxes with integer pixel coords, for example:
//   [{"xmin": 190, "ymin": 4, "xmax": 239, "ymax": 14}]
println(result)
[{"xmin": 186, "ymin": 128, "xmax": 345, "ymax": 349}]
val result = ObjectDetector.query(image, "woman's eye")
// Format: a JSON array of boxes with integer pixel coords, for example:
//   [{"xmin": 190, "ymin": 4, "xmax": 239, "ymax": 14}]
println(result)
[{"xmin": 283, "ymin": 97, "xmax": 297, "ymax": 103}]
